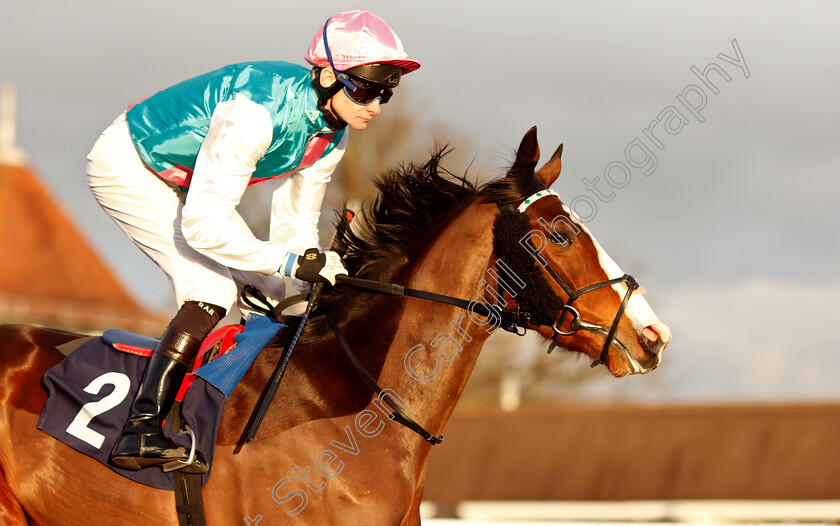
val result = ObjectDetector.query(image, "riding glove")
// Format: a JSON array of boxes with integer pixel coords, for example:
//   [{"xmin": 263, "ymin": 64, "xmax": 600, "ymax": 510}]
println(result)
[{"xmin": 291, "ymin": 248, "xmax": 348, "ymax": 286}]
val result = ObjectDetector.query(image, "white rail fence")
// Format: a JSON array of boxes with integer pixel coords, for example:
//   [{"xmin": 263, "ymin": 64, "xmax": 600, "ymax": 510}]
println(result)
[{"xmin": 420, "ymin": 500, "xmax": 840, "ymax": 524}]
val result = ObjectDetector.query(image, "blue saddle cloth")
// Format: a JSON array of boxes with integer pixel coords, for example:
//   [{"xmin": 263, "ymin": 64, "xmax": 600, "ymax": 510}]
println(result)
[{"xmin": 37, "ymin": 314, "xmax": 284, "ymax": 489}]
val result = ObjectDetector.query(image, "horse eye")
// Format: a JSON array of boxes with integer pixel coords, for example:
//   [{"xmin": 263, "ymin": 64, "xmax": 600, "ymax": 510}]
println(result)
[{"xmin": 550, "ymin": 231, "xmax": 572, "ymax": 247}]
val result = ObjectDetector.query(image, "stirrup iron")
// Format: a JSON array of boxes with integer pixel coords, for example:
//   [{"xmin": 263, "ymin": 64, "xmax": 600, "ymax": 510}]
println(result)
[{"xmin": 162, "ymin": 424, "xmax": 198, "ymax": 473}]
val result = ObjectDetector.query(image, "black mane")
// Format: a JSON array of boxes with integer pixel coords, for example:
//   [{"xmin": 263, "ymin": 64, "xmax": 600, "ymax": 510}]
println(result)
[
  {"xmin": 337, "ymin": 149, "xmax": 476, "ymax": 284},
  {"xmin": 298, "ymin": 146, "xmax": 545, "ymax": 341}
]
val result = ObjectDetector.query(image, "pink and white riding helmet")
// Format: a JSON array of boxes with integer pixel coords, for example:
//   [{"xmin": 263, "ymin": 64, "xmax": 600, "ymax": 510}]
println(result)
[{"xmin": 305, "ymin": 10, "xmax": 421, "ymax": 74}]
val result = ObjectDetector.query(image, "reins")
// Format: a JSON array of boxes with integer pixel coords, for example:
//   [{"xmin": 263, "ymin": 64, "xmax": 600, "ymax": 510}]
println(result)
[
  {"xmin": 338, "ymin": 275, "xmax": 532, "ymax": 332},
  {"xmin": 251, "ymin": 276, "xmax": 531, "ymax": 334},
  {"xmin": 241, "ymin": 275, "xmax": 527, "ymax": 446},
  {"xmin": 325, "ymin": 314, "xmax": 443, "ymax": 445},
  {"xmin": 244, "ymin": 191, "xmax": 641, "ymax": 445}
]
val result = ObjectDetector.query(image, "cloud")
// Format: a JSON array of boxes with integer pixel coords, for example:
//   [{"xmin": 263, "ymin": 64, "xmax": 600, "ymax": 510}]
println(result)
[
  {"xmin": 3, "ymin": 1, "xmax": 838, "ymax": 404},
  {"xmin": 585, "ymin": 278, "xmax": 840, "ymax": 403}
]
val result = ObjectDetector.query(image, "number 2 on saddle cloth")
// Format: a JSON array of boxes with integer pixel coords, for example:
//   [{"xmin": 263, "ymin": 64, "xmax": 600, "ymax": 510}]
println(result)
[{"xmin": 36, "ymin": 314, "xmax": 284, "ymax": 490}]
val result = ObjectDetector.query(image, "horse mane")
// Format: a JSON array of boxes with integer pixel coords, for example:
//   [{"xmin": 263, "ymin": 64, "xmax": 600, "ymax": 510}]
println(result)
[
  {"xmin": 337, "ymin": 148, "xmax": 476, "ymax": 284},
  {"xmin": 293, "ymin": 146, "xmax": 546, "ymax": 343}
]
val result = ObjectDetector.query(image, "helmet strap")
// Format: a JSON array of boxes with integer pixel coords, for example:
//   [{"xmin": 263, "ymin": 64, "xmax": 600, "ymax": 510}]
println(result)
[
  {"xmin": 310, "ymin": 68, "xmax": 347, "ymax": 130},
  {"xmin": 319, "ymin": 100, "xmax": 347, "ymax": 131}
]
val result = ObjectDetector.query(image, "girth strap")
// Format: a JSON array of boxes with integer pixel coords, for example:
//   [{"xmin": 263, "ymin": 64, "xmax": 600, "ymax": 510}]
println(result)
[
  {"xmin": 325, "ymin": 314, "xmax": 443, "ymax": 445},
  {"xmin": 173, "ymin": 471, "xmax": 206, "ymax": 526}
]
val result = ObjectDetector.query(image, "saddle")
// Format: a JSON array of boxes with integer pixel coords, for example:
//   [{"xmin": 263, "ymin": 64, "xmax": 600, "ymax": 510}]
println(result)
[{"xmin": 37, "ymin": 314, "xmax": 284, "ymax": 490}]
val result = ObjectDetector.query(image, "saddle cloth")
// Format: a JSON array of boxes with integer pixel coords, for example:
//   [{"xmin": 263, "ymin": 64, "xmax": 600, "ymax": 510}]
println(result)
[{"xmin": 36, "ymin": 314, "xmax": 285, "ymax": 490}]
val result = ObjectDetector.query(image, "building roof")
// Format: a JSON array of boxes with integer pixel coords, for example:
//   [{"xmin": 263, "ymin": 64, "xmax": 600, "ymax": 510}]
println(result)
[
  {"xmin": 0, "ymin": 82, "xmax": 165, "ymax": 335},
  {"xmin": 423, "ymin": 403, "xmax": 840, "ymax": 515},
  {"xmin": 0, "ymin": 161, "xmax": 166, "ymax": 335}
]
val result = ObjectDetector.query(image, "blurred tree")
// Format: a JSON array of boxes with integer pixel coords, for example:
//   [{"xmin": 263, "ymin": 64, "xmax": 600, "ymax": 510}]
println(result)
[
  {"xmin": 238, "ymin": 89, "xmax": 479, "ymax": 244},
  {"xmin": 458, "ymin": 331, "xmax": 607, "ymax": 408}
]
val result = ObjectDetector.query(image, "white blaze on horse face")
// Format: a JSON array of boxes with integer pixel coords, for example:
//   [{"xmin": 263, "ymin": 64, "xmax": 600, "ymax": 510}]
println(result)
[{"xmin": 561, "ymin": 204, "xmax": 672, "ymax": 354}]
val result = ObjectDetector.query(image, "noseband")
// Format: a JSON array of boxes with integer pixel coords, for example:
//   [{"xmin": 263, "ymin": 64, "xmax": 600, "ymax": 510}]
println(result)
[
  {"xmin": 543, "ymin": 267, "xmax": 638, "ymax": 366},
  {"xmin": 496, "ymin": 192, "xmax": 639, "ymax": 366},
  {"xmin": 246, "ymin": 190, "xmax": 643, "ymax": 445}
]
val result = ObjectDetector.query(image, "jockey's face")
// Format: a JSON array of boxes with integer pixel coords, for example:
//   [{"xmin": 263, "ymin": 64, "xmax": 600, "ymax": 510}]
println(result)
[{"xmin": 321, "ymin": 68, "xmax": 383, "ymax": 131}]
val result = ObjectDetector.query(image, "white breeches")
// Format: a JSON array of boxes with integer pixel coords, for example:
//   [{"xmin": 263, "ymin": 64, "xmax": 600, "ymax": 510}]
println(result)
[{"xmin": 86, "ymin": 114, "xmax": 286, "ymax": 314}]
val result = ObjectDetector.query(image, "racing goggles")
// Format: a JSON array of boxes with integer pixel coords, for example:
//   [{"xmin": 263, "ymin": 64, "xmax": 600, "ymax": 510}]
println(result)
[
  {"xmin": 336, "ymin": 74, "xmax": 393, "ymax": 105},
  {"xmin": 322, "ymin": 16, "xmax": 397, "ymax": 106}
]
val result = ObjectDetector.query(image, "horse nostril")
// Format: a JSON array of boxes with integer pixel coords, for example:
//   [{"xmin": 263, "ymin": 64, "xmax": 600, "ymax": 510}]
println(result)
[{"xmin": 641, "ymin": 325, "xmax": 662, "ymax": 354}]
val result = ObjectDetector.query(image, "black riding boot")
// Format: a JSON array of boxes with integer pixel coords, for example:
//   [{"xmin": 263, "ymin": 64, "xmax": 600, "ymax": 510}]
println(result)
[{"xmin": 110, "ymin": 326, "xmax": 209, "ymax": 473}]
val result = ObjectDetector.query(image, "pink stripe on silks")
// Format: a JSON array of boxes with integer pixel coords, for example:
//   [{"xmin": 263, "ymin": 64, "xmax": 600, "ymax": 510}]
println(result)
[
  {"xmin": 300, "ymin": 132, "xmax": 335, "ymax": 167},
  {"xmin": 126, "ymin": 84, "xmax": 176, "ymax": 111},
  {"xmin": 247, "ymin": 132, "xmax": 335, "ymax": 187},
  {"xmin": 111, "ymin": 343, "xmax": 154, "ymax": 357},
  {"xmin": 126, "ymin": 95, "xmax": 152, "ymax": 112},
  {"xmin": 153, "ymin": 133, "xmax": 335, "ymax": 189},
  {"xmin": 156, "ymin": 165, "xmax": 194, "ymax": 188}
]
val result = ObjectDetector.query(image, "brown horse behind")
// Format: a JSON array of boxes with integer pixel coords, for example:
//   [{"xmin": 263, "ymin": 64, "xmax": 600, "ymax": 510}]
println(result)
[{"xmin": 0, "ymin": 127, "xmax": 671, "ymax": 525}]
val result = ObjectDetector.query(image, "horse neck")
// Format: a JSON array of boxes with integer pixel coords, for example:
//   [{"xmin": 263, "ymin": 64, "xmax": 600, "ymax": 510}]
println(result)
[
  {"xmin": 220, "ymin": 203, "xmax": 500, "ymax": 448},
  {"xmin": 365, "ymin": 202, "xmax": 500, "ymax": 436}
]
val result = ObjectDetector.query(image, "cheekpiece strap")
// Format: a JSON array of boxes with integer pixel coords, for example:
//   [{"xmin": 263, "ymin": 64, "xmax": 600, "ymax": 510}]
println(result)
[{"xmin": 517, "ymin": 189, "xmax": 560, "ymax": 213}]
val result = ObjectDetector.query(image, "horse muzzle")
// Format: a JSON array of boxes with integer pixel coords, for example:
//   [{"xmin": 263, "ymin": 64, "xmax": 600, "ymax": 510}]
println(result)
[{"xmin": 597, "ymin": 322, "xmax": 671, "ymax": 376}]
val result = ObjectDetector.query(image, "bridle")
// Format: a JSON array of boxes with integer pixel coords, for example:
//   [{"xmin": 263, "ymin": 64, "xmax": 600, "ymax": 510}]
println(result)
[
  {"xmin": 545, "ymin": 273, "xmax": 639, "ymax": 366},
  {"xmin": 246, "ymin": 188, "xmax": 642, "ymax": 445},
  {"xmin": 497, "ymin": 190, "xmax": 640, "ymax": 366}
]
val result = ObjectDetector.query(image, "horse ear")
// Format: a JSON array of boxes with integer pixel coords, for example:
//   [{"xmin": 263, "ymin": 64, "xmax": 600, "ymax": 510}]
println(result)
[
  {"xmin": 509, "ymin": 126, "xmax": 540, "ymax": 176},
  {"xmin": 535, "ymin": 143, "xmax": 563, "ymax": 187}
]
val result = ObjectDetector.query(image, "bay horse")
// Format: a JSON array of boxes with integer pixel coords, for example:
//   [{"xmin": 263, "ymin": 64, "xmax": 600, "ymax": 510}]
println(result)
[{"xmin": 0, "ymin": 127, "xmax": 671, "ymax": 525}]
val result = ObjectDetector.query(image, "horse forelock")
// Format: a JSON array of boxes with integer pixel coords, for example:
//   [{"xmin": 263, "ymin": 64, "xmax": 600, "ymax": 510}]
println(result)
[{"xmin": 475, "ymin": 169, "xmax": 545, "ymax": 207}]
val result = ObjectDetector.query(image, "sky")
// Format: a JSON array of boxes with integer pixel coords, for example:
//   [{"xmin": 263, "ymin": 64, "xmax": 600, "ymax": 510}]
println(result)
[{"xmin": 2, "ymin": 1, "xmax": 838, "ymax": 404}]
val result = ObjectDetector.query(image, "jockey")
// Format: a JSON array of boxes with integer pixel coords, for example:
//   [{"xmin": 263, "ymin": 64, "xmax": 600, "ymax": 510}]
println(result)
[{"xmin": 86, "ymin": 10, "xmax": 420, "ymax": 473}]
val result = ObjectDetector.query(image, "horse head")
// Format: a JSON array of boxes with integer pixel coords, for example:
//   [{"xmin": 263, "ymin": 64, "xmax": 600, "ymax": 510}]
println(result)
[{"xmin": 488, "ymin": 126, "xmax": 671, "ymax": 377}]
